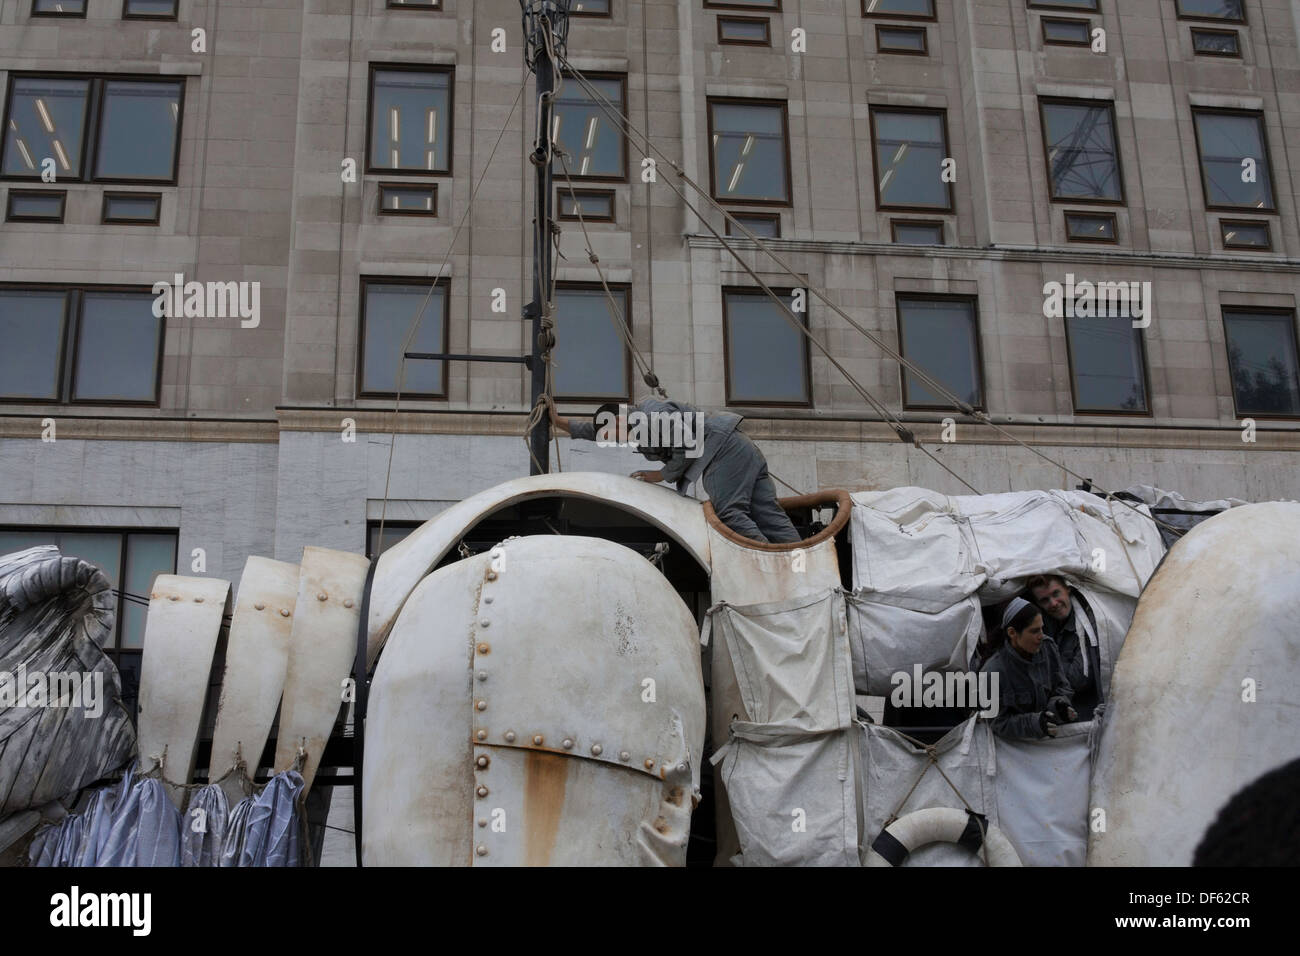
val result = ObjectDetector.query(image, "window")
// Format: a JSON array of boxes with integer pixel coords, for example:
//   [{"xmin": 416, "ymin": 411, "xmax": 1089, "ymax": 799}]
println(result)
[
  {"xmin": 570, "ymin": 0, "xmax": 611, "ymax": 14},
  {"xmin": 6, "ymin": 189, "xmax": 64, "ymax": 222},
  {"xmin": 378, "ymin": 182, "xmax": 438, "ymax": 216},
  {"xmin": 1219, "ymin": 219, "xmax": 1270, "ymax": 250},
  {"xmin": 367, "ymin": 521, "xmax": 420, "ymax": 558},
  {"xmin": 1064, "ymin": 210, "xmax": 1117, "ymax": 242},
  {"xmin": 1192, "ymin": 110, "xmax": 1274, "ymax": 211},
  {"xmin": 1065, "ymin": 314, "xmax": 1149, "ymax": 413},
  {"xmin": 1042, "ymin": 17, "xmax": 1091, "ymax": 45},
  {"xmin": 0, "ymin": 286, "xmax": 164, "ymax": 404},
  {"xmin": 862, "ymin": 0, "xmax": 935, "ymax": 19},
  {"xmin": 1028, "ymin": 0, "xmax": 1098, "ymax": 9},
  {"xmin": 0, "ymin": 527, "xmax": 177, "ymax": 718},
  {"xmin": 876, "ymin": 25, "xmax": 928, "ymax": 54},
  {"xmin": 387, "ymin": 0, "xmax": 440, "ymax": 8},
  {"xmin": 102, "ymin": 192, "xmax": 161, "ymax": 224},
  {"xmin": 123, "ymin": 0, "xmax": 179, "ymax": 18},
  {"xmin": 870, "ymin": 107, "xmax": 952, "ymax": 210},
  {"xmin": 891, "ymin": 219, "xmax": 944, "ymax": 244},
  {"xmin": 367, "ymin": 67, "xmax": 452, "ymax": 175},
  {"xmin": 557, "ymin": 188, "xmax": 615, "ymax": 222},
  {"xmin": 896, "ymin": 296, "xmax": 983, "ymax": 409},
  {"xmin": 726, "ymin": 211, "xmax": 780, "ymax": 238},
  {"xmin": 1191, "ymin": 28, "xmax": 1240, "ymax": 55},
  {"xmin": 553, "ymin": 74, "xmax": 626, "ymax": 180},
  {"xmin": 1176, "ymin": 0, "xmax": 1244, "ymax": 22},
  {"xmin": 718, "ymin": 16, "xmax": 771, "ymax": 45},
  {"xmin": 708, "ymin": 99, "xmax": 791, "ymax": 205},
  {"xmin": 722, "ymin": 288, "xmax": 810, "ymax": 405},
  {"xmin": 1223, "ymin": 309, "xmax": 1300, "ymax": 417},
  {"xmin": 1039, "ymin": 99, "xmax": 1123, "ymax": 203},
  {"xmin": 552, "ymin": 284, "xmax": 631, "ymax": 401},
  {"xmin": 32, "ymin": 0, "xmax": 87, "ymax": 15},
  {"xmin": 705, "ymin": 0, "xmax": 779, "ymax": 9},
  {"xmin": 0, "ymin": 74, "xmax": 184, "ymax": 184},
  {"xmin": 358, "ymin": 279, "xmax": 449, "ymax": 398}
]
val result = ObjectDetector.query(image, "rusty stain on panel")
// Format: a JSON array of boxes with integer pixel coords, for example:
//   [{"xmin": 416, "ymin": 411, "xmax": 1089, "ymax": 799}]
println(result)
[{"xmin": 523, "ymin": 750, "xmax": 568, "ymax": 866}]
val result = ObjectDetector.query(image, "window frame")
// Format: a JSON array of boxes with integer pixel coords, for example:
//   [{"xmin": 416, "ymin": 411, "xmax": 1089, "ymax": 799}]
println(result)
[
  {"xmin": 0, "ymin": 283, "xmax": 165, "ymax": 407},
  {"xmin": 706, "ymin": 96, "xmax": 793, "ymax": 208},
  {"xmin": 386, "ymin": 0, "xmax": 443, "ymax": 9},
  {"xmin": 556, "ymin": 186, "xmax": 616, "ymax": 223},
  {"xmin": 868, "ymin": 105, "xmax": 954, "ymax": 213},
  {"xmin": 717, "ymin": 15, "xmax": 772, "ymax": 46},
  {"xmin": 876, "ymin": 24, "xmax": 929, "ymax": 55},
  {"xmin": 0, "ymin": 72, "xmax": 186, "ymax": 186},
  {"xmin": 377, "ymin": 181, "xmax": 439, "ymax": 217},
  {"xmin": 1027, "ymin": 0, "xmax": 1098, "ymax": 11},
  {"xmin": 569, "ymin": 0, "xmax": 613, "ymax": 17},
  {"xmin": 122, "ymin": 0, "xmax": 180, "ymax": 21},
  {"xmin": 1062, "ymin": 312, "xmax": 1152, "ymax": 416},
  {"xmin": 1064, "ymin": 210, "xmax": 1118, "ymax": 243},
  {"xmin": 1189, "ymin": 27, "xmax": 1241, "ymax": 56},
  {"xmin": 30, "ymin": 0, "xmax": 88, "ymax": 17},
  {"xmin": 1219, "ymin": 218, "xmax": 1271, "ymax": 251},
  {"xmin": 5, "ymin": 188, "xmax": 65, "ymax": 223},
  {"xmin": 102, "ymin": 191, "xmax": 162, "ymax": 225},
  {"xmin": 1221, "ymin": 307, "xmax": 1300, "ymax": 421},
  {"xmin": 860, "ymin": 0, "xmax": 936, "ymax": 22},
  {"xmin": 364, "ymin": 63, "xmax": 456, "ymax": 178},
  {"xmin": 1037, "ymin": 97, "xmax": 1126, "ymax": 206},
  {"xmin": 1190, "ymin": 107, "xmax": 1275, "ymax": 213},
  {"xmin": 704, "ymin": 0, "xmax": 781, "ymax": 11},
  {"xmin": 890, "ymin": 218, "xmax": 946, "ymax": 245},
  {"xmin": 551, "ymin": 281, "xmax": 633, "ymax": 403},
  {"xmin": 1040, "ymin": 16, "xmax": 1092, "ymax": 46},
  {"xmin": 356, "ymin": 276, "xmax": 452, "ymax": 400},
  {"xmin": 553, "ymin": 71, "xmax": 629, "ymax": 183},
  {"xmin": 894, "ymin": 293, "xmax": 986, "ymax": 411},
  {"xmin": 725, "ymin": 210, "xmax": 781, "ymax": 238},
  {"xmin": 721, "ymin": 285, "xmax": 813, "ymax": 409},
  {"xmin": 1175, "ymin": 0, "xmax": 1246, "ymax": 24}
]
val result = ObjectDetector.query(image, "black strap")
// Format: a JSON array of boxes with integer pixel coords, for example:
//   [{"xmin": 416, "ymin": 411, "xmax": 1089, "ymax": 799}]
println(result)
[
  {"xmin": 870, "ymin": 828, "xmax": 910, "ymax": 867},
  {"xmin": 351, "ymin": 557, "xmax": 378, "ymax": 868},
  {"xmin": 958, "ymin": 810, "xmax": 988, "ymax": 854}
]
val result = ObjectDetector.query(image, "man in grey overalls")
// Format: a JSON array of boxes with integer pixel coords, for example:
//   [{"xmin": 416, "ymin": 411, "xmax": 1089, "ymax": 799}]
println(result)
[{"xmin": 547, "ymin": 396, "xmax": 801, "ymax": 544}]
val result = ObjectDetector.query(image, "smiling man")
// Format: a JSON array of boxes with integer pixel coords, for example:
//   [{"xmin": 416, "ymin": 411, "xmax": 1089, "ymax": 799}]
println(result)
[{"xmin": 1028, "ymin": 574, "xmax": 1102, "ymax": 720}]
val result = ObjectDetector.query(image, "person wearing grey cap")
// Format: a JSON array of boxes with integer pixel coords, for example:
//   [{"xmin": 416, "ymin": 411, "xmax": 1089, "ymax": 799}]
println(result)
[{"xmin": 981, "ymin": 596, "xmax": 1077, "ymax": 739}]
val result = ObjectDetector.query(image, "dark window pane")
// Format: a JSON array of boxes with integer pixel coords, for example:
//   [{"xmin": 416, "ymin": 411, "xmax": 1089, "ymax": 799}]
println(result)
[
  {"xmin": 719, "ymin": 18, "xmax": 770, "ymax": 43},
  {"xmin": 710, "ymin": 102, "xmax": 789, "ymax": 202},
  {"xmin": 727, "ymin": 213, "xmax": 780, "ymax": 237},
  {"xmin": 863, "ymin": 0, "xmax": 935, "ymax": 16},
  {"xmin": 1066, "ymin": 316, "xmax": 1148, "ymax": 412},
  {"xmin": 558, "ymin": 190, "xmax": 613, "ymax": 220},
  {"xmin": 898, "ymin": 298, "xmax": 982, "ymax": 407},
  {"xmin": 361, "ymin": 282, "xmax": 446, "ymax": 395},
  {"xmin": 553, "ymin": 287, "xmax": 629, "ymax": 399},
  {"xmin": 1, "ymin": 76, "xmax": 90, "ymax": 178},
  {"xmin": 873, "ymin": 110, "xmax": 950, "ymax": 208},
  {"xmin": 124, "ymin": 0, "xmax": 179, "ymax": 15},
  {"xmin": 878, "ymin": 26, "xmax": 927, "ymax": 52},
  {"xmin": 1064, "ymin": 211, "xmax": 1116, "ymax": 241},
  {"xmin": 1042, "ymin": 18, "xmax": 1091, "ymax": 44},
  {"xmin": 367, "ymin": 523, "xmax": 418, "ymax": 559},
  {"xmin": 94, "ymin": 80, "xmax": 183, "ymax": 180},
  {"xmin": 892, "ymin": 221, "xmax": 944, "ymax": 244},
  {"xmin": 1224, "ymin": 312, "xmax": 1300, "ymax": 416},
  {"xmin": 380, "ymin": 184, "xmax": 437, "ymax": 213},
  {"xmin": 1176, "ymin": 0, "xmax": 1244, "ymax": 20},
  {"xmin": 1191, "ymin": 29, "xmax": 1240, "ymax": 54},
  {"xmin": 571, "ymin": 0, "xmax": 611, "ymax": 12},
  {"xmin": 7, "ymin": 190, "xmax": 64, "ymax": 221},
  {"xmin": 103, "ymin": 193, "xmax": 160, "ymax": 222},
  {"xmin": 1194, "ymin": 112, "xmax": 1274, "ymax": 210},
  {"xmin": 1220, "ymin": 220, "xmax": 1269, "ymax": 249},
  {"xmin": 1041, "ymin": 101, "xmax": 1122, "ymax": 201},
  {"xmin": 709, "ymin": 0, "xmax": 778, "ymax": 7},
  {"xmin": 120, "ymin": 533, "xmax": 176, "ymax": 649},
  {"xmin": 370, "ymin": 70, "xmax": 451, "ymax": 173},
  {"xmin": 553, "ymin": 76, "xmax": 625, "ymax": 179},
  {"xmin": 724, "ymin": 290, "xmax": 809, "ymax": 404},
  {"xmin": 0, "ymin": 289, "xmax": 66, "ymax": 400},
  {"xmin": 388, "ymin": 0, "xmax": 439, "ymax": 6},
  {"xmin": 1029, "ymin": 0, "xmax": 1098, "ymax": 9},
  {"xmin": 33, "ymin": 0, "xmax": 87, "ymax": 13},
  {"xmin": 73, "ymin": 291, "xmax": 162, "ymax": 402}
]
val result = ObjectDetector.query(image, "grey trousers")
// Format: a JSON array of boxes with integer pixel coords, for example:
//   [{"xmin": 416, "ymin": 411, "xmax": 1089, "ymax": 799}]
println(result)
[{"xmin": 701, "ymin": 430, "xmax": 802, "ymax": 544}]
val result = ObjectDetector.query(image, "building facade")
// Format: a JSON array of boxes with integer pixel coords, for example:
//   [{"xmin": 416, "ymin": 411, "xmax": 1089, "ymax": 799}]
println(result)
[{"xmin": 2, "ymin": 0, "xmax": 1299, "ymax": 698}]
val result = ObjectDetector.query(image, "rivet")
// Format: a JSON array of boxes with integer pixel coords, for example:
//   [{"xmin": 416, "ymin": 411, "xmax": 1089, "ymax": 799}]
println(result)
[
  {"xmin": 679, "ymin": 764, "xmax": 689, "ymax": 772},
  {"xmin": 475, "ymin": 699, "xmax": 487, "ymax": 712},
  {"xmin": 486, "ymin": 571, "xmax": 498, "ymax": 582},
  {"xmin": 644, "ymin": 759, "xmax": 655, "ymax": 769},
  {"xmin": 343, "ymin": 598, "xmax": 354, "ymax": 609},
  {"xmin": 477, "ymin": 643, "xmax": 490, "ymax": 655},
  {"xmin": 279, "ymin": 608, "xmax": 290, "ymax": 617},
  {"xmin": 476, "ymin": 785, "xmax": 489, "ymax": 798},
  {"xmin": 476, "ymin": 670, "xmax": 488, "ymax": 681},
  {"xmin": 504, "ymin": 731, "xmax": 516, "ymax": 743},
  {"xmin": 619, "ymin": 751, "xmax": 630, "ymax": 762},
  {"xmin": 532, "ymin": 735, "xmax": 544, "ymax": 746},
  {"xmin": 479, "ymin": 619, "xmax": 490, "ymax": 628},
  {"xmin": 483, "ymin": 595, "xmax": 494, "ymax": 604},
  {"xmin": 254, "ymin": 602, "xmax": 265, "ymax": 611},
  {"xmin": 477, "ymin": 818, "xmax": 487, "ymax": 828},
  {"xmin": 317, "ymin": 592, "xmax": 327, "ymax": 602},
  {"xmin": 591, "ymin": 744, "xmax": 603, "ymax": 756},
  {"xmin": 476, "ymin": 755, "xmax": 490, "ymax": 769},
  {"xmin": 475, "ymin": 844, "xmax": 487, "ymax": 856},
  {"xmin": 476, "ymin": 730, "xmax": 487, "ymax": 741},
  {"xmin": 169, "ymin": 595, "xmax": 179, "ymax": 602},
  {"xmin": 562, "ymin": 738, "xmax": 573, "ymax": 750},
  {"xmin": 194, "ymin": 596, "xmax": 204, "ymax": 603}
]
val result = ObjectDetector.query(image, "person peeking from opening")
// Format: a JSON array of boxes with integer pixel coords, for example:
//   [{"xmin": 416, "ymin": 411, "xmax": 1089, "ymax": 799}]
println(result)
[{"xmin": 982, "ymin": 596, "xmax": 1077, "ymax": 740}]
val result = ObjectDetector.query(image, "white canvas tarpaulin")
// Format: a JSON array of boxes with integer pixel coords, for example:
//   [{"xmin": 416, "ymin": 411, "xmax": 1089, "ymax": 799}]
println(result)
[
  {"xmin": 847, "ymin": 592, "xmax": 983, "ymax": 696},
  {"xmin": 991, "ymin": 721, "xmax": 1094, "ymax": 867},
  {"xmin": 706, "ymin": 589, "xmax": 859, "ymax": 866}
]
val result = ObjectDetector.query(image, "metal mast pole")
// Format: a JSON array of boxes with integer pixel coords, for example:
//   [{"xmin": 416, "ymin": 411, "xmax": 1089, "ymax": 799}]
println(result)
[{"xmin": 523, "ymin": 1, "xmax": 569, "ymax": 475}]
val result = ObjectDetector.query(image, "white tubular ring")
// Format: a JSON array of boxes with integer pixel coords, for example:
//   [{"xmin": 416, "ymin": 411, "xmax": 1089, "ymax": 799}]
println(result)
[{"xmin": 866, "ymin": 808, "xmax": 1022, "ymax": 867}]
